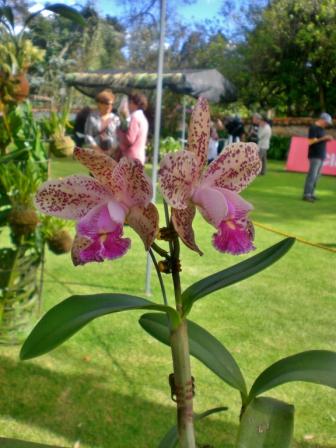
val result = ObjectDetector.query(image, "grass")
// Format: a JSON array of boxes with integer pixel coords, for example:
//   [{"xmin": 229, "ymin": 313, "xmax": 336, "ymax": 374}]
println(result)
[{"xmin": 0, "ymin": 158, "xmax": 335, "ymax": 448}]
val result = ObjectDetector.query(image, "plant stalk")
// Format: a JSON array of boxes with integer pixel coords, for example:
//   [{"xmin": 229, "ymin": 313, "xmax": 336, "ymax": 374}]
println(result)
[
  {"xmin": 171, "ymin": 238, "xmax": 196, "ymax": 445},
  {"xmin": 170, "ymin": 319, "xmax": 196, "ymax": 448},
  {"xmin": 161, "ymin": 200, "xmax": 196, "ymax": 446}
]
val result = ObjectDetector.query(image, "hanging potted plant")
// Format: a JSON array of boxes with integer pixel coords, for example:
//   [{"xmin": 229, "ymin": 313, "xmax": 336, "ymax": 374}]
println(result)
[
  {"xmin": 43, "ymin": 102, "xmax": 76, "ymax": 158},
  {"xmin": 0, "ymin": 159, "xmax": 44, "ymax": 344},
  {"xmin": 41, "ymin": 216, "xmax": 73, "ymax": 255},
  {"xmin": 0, "ymin": 3, "xmax": 85, "ymax": 106},
  {"xmin": 0, "ymin": 4, "xmax": 85, "ymax": 344}
]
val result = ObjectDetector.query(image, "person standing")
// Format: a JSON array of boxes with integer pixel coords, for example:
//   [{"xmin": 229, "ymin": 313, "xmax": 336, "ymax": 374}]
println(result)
[
  {"xmin": 117, "ymin": 91, "xmax": 149, "ymax": 165},
  {"xmin": 303, "ymin": 112, "xmax": 333, "ymax": 202},
  {"xmin": 247, "ymin": 113, "xmax": 260, "ymax": 144},
  {"xmin": 84, "ymin": 89, "xmax": 120, "ymax": 158},
  {"xmin": 208, "ymin": 120, "xmax": 219, "ymax": 164},
  {"xmin": 226, "ymin": 115, "xmax": 245, "ymax": 143},
  {"xmin": 257, "ymin": 115, "xmax": 272, "ymax": 175}
]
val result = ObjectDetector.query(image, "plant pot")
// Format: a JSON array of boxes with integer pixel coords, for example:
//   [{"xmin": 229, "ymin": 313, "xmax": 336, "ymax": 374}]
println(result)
[
  {"xmin": 12, "ymin": 73, "xmax": 30, "ymax": 103},
  {"xmin": 8, "ymin": 206, "xmax": 39, "ymax": 237},
  {"xmin": 47, "ymin": 229, "xmax": 73, "ymax": 254},
  {"xmin": 49, "ymin": 135, "xmax": 75, "ymax": 158},
  {"xmin": 0, "ymin": 247, "xmax": 41, "ymax": 345}
]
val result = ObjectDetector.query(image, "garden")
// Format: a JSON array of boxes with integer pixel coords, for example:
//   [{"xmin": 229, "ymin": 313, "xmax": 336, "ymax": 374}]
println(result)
[
  {"xmin": 0, "ymin": 156, "xmax": 335, "ymax": 447},
  {"xmin": 1, "ymin": 1, "xmax": 336, "ymax": 448}
]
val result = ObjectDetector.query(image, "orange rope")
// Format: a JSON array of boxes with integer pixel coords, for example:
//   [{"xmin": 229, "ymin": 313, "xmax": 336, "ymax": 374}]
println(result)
[{"xmin": 254, "ymin": 221, "xmax": 336, "ymax": 254}]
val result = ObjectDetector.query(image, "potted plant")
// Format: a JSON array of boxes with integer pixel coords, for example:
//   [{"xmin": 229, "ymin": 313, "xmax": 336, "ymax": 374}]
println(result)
[
  {"xmin": 0, "ymin": 158, "xmax": 44, "ymax": 344},
  {"xmin": 41, "ymin": 216, "xmax": 73, "ymax": 255},
  {"xmin": 43, "ymin": 102, "xmax": 75, "ymax": 158},
  {"xmin": 0, "ymin": 3, "xmax": 85, "ymax": 106},
  {"xmin": 0, "ymin": 4, "xmax": 84, "ymax": 344}
]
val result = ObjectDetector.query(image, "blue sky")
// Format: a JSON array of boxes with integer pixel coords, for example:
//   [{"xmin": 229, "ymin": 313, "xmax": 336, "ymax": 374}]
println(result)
[{"xmin": 46, "ymin": 0, "xmax": 223, "ymax": 23}]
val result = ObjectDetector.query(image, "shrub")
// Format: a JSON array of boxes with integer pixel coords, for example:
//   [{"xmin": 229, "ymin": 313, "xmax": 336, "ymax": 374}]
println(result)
[{"xmin": 268, "ymin": 135, "xmax": 291, "ymax": 160}]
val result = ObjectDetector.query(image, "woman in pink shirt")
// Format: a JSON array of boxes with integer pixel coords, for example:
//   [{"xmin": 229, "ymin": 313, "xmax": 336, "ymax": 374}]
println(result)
[{"xmin": 117, "ymin": 92, "xmax": 149, "ymax": 165}]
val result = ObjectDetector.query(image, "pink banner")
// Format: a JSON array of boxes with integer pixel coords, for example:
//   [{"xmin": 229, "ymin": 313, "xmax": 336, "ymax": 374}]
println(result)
[{"xmin": 286, "ymin": 136, "xmax": 336, "ymax": 176}]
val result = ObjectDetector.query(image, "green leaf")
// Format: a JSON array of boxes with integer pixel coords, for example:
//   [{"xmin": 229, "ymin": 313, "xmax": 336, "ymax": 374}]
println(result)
[
  {"xmin": 236, "ymin": 397, "xmax": 294, "ymax": 448},
  {"xmin": 182, "ymin": 238, "xmax": 295, "ymax": 315},
  {"xmin": 139, "ymin": 313, "xmax": 247, "ymax": 397},
  {"xmin": 1, "ymin": 147, "xmax": 29, "ymax": 163},
  {"xmin": 0, "ymin": 438, "xmax": 65, "ymax": 448},
  {"xmin": 44, "ymin": 4, "xmax": 86, "ymax": 27},
  {"xmin": 248, "ymin": 350, "xmax": 336, "ymax": 402},
  {"xmin": 0, "ymin": 6, "xmax": 14, "ymax": 29},
  {"xmin": 20, "ymin": 294, "xmax": 180, "ymax": 360},
  {"xmin": 0, "ymin": 208, "xmax": 10, "ymax": 226},
  {"xmin": 158, "ymin": 406, "xmax": 228, "ymax": 448}
]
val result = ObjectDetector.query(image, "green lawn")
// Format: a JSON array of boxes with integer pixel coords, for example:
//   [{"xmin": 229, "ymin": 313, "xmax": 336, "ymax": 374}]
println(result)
[{"xmin": 0, "ymin": 159, "xmax": 335, "ymax": 448}]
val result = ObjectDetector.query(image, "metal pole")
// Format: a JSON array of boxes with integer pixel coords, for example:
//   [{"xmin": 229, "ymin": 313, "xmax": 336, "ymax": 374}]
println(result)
[
  {"xmin": 181, "ymin": 96, "xmax": 186, "ymax": 149},
  {"xmin": 145, "ymin": 0, "xmax": 166, "ymax": 295}
]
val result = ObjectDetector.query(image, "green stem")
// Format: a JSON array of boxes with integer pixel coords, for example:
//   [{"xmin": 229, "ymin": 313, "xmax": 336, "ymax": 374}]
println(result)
[
  {"xmin": 1, "ymin": 107, "xmax": 13, "ymax": 154},
  {"xmin": 148, "ymin": 248, "xmax": 168, "ymax": 307},
  {"xmin": 151, "ymin": 241, "xmax": 170, "ymax": 259},
  {"xmin": 170, "ymin": 319, "xmax": 196, "ymax": 448},
  {"xmin": 162, "ymin": 200, "xmax": 196, "ymax": 447}
]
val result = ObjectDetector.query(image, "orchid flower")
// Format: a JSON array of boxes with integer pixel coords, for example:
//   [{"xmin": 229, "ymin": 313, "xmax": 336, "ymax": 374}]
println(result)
[
  {"xmin": 35, "ymin": 148, "xmax": 159, "ymax": 265},
  {"xmin": 159, "ymin": 98, "xmax": 261, "ymax": 255}
]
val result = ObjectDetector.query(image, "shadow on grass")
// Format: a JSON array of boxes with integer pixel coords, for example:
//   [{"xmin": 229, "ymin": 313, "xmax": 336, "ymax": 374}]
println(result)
[
  {"xmin": 1, "ymin": 354, "xmax": 335, "ymax": 448},
  {"xmin": 297, "ymin": 443, "xmax": 336, "ymax": 448},
  {"xmin": 0, "ymin": 355, "xmax": 238, "ymax": 448}
]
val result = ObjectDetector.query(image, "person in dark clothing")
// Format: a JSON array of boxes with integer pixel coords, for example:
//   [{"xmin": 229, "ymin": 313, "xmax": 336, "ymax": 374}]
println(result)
[
  {"xmin": 226, "ymin": 115, "xmax": 245, "ymax": 143},
  {"xmin": 73, "ymin": 106, "xmax": 92, "ymax": 146},
  {"xmin": 303, "ymin": 112, "xmax": 333, "ymax": 202},
  {"xmin": 247, "ymin": 113, "xmax": 260, "ymax": 144}
]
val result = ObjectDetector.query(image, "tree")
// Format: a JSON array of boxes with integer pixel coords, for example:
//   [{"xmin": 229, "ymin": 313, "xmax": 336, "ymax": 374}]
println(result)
[
  {"xmin": 228, "ymin": 0, "xmax": 336, "ymax": 115},
  {"xmin": 26, "ymin": 2, "xmax": 126, "ymax": 102}
]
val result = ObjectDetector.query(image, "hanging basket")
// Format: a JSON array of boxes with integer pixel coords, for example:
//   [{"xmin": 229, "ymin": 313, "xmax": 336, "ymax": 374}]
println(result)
[
  {"xmin": 0, "ymin": 247, "xmax": 42, "ymax": 345},
  {"xmin": 12, "ymin": 73, "xmax": 30, "ymax": 103},
  {"xmin": 49, "ymin": 134, "xmax": 75, "ymax": 158},
  {"xmin": 47, "ymin": 229, "xmax": 73, "ymax": 254}
]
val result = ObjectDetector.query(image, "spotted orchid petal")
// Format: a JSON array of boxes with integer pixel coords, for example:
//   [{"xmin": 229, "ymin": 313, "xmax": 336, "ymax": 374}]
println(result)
[
  {"xmin": 188, "ymin": 97, "xmax": 211, "ymax": 169},
  {"xmin": 75, "ymin": 203, "xmax": 130, "ymax": 264},
  {"xmin": 35, "ymin": 176, "xmax": 110, "ymax": 219},
  {"xmin": 71, "ymin": 235, "xmax": 92, "ymax": 266},
  {"xmin": 74, "ymin": 147, "xmax": 117, "ymax": 191},
  {"xmin": 202, "ymin": 142, "xmax": 261, "ymax": 193},
  {"xmin": 111, "ymin": 157, "xmax": 153, "ymax": 208},
  {"xmin": 159, "ymin": 151, "xmax": 200, "ymax": 209},
  {"xmin": 172, "ymin": 205, "xmax": 203, "ymax": 255},
  {"xmin": 127, "ymin": 203, "xmax": 159, "ymax": 250}
]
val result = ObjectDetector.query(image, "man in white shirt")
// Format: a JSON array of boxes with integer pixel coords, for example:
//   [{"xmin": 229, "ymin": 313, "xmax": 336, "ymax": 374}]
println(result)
[{"xmin": 257, "ymin": 115, "xmax": 272, "ymax": 175}]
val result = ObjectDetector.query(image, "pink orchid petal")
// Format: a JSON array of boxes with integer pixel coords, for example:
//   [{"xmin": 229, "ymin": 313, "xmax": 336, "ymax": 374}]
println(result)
[
  {"xmin": 78, "ymin": 231, "xmax": 130, "ymax": 264},
  {"xmin": 188, "ymin": 97, "xmax": 211, "ymax": 169},
  {"xmin": 192, "ymin": 186, "xmax": 229, "ymax": 227},
  {"xmin": 107, "ymin": 200, "xmax": 128, "ymax": 224},
  {"xmin": 74, "ymin": 147, "xmax": 117, "ymax": 191},
  {"xmin": 212, "ymin": 220, "xmax": 255, "ymax": 255},
  {"xmin": 111, "ymin": 157, "xmax": 153, "ymax": 208},
  {"xmin": 75, "ymin": 204, "xmax": 130, "ymax": 265},
  {"xmin": 172, "ymin": 205, "xmax": 203, "ymax": 255},
  {"xmin": 218, "ymin": 188, "xmax": 253, "ymax": 219},
  {"xmin": 35, "ymin": 176, "xmax": 110, "ymax": 219},
  {"xmin": 77, "ymin": 203, "xmax": 125, "ymax": 237},
  {"xmin": 127, "ymin": 203, "xmax": 159, "ymax": 250},
  {"xmin": 202, "ymin": 142, "xmax": 261, "ymax": 193},
  {"xmin": 159, "ymin": 151, "xmax": 200, "ymax": 209}
]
